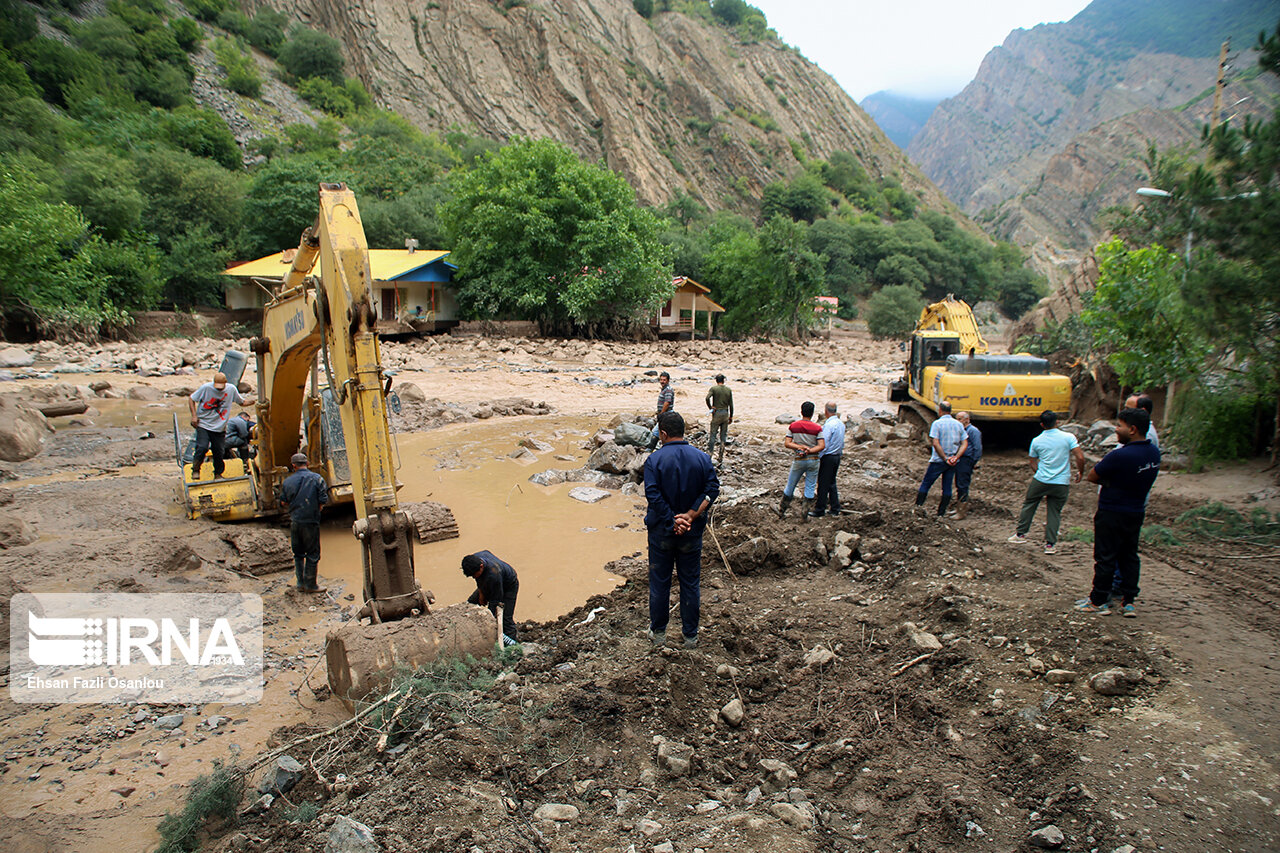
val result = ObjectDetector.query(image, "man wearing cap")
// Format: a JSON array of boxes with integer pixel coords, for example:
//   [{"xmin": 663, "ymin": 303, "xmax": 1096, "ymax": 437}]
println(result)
[
  {"xmin": 462, "ymin": 551, "xmax": 520, "ymax": 644},
  {"xmin": 280, "ymin": 453, "xmax": 329, "ymax": 592},
  {"xmin": 188, "ymin": 371, "xmax": 250, "ymax": 480}
]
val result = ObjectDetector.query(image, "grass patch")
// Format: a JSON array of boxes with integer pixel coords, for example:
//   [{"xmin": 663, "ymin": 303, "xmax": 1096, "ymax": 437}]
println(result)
[
  {"xmin": 1061, "ymin": 526, "xmax": 1093, "ymax": 544},
  {"xmin": 155, "ymin": 761, "xmax": 244, "ymax": 853}
]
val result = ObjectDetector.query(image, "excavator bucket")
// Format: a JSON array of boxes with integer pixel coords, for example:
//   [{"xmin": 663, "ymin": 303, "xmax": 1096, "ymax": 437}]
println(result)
[
  {"xmin": 325, "ymin": 603, "xmax": 498, "ymax": 710},
  {"xmin": 175, "ymin": 413, "xmax": 259, "ymax": 521}
]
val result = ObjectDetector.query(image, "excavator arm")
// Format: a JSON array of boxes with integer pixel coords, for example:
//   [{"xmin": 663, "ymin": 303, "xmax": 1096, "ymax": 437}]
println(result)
[
  {"xmin": 250, "ymin": 184, "xmax": 427, "ymax": 623},
  {"xmin": 915, "ymin": 294, "xmax": 989, "ymax": 355}
]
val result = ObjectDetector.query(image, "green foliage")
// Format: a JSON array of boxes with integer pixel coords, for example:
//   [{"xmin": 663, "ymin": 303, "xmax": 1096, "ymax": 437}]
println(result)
[
  {"xmin": 866, "ymin": 284, "xmax": 925, "ymax": 338},
  {"xmin": 239, "ymin": 152, "xmax": 341, "ymax": 257},
  {"xmin": 58, "ymin": 148, "xmax": 145, "ymax": 239},
  {"xmin": 155, "ymin": 761, "xmax": 244, "ymax": 853},
  {"xmin": 1174, "ymin": 501, "xmax": 1280, "ymax": 545},
  {"xmin": 278, "ymin": 26, "xmax": 344, "ymax": 85},
  {"xmin": 0, "ymin": 0, "xmax": 38, "ymax": 49},
  {"xmin": 297, "ymin": 76, "xmax": 371, "ymax": 117},
  {"xmin": 1168, "ymin": 384, "xmax": 1268, "ymax": 467},
  {"xmin": 245, "ymin": 7, "xmax": 289, "ymax": 57},
  {"xmin": 1082, "ymin": 238, "xmax": 1208, "ymax": 390},
  {"xmin": 169, "ymin": 17, "xmax": 202, "ymax": 52},
  {"xmin": 632, "ymin": 0, "xmax": 653, "ymax": 18},
  {"xmin": 1060, "ymin": 526, "xmax": 1093, "ymax": 544},
  {"xmin": 440, "ymin": 137, "xmax": 671, "ymax": 336},
  {"xmin": 214, "ymin": 37, "xmax": 261, "ymax": 98},
  {"xmin": 215, "ymin": 9, "xmax": 249, "ymax": 37},
  {"xmin": 183, "ymin": 0, "xmax": 232, "ymax": 23},
  {"xmin": 1014, "ymin": 314, "xmax": 1090, "ymax": 356},
  {"xmin": 289, "ymin": 801, "xmax": 320, "ymax": 824},
  {"xmin": 1141, "ymin": 524, "xmax": 1182, "ymax": 547},
  {"xmin": 731, "ymin": 105, "xmax": 778, "ymax": 132}
]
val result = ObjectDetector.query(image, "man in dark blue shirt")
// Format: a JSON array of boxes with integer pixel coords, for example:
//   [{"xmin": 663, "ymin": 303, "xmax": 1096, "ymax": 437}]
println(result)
[
  {"xmin": 643, "ymin": 412, "xmax": 719, "ymax": 649},
  {"xmin": 1076, "ymin": 408, "xmax": 1160, "ymax": 617},
  {"xmin": 462, "ymin": 550, "xmax": 520, "ymax": 644},
  {"xmin": 280, "ymin": 453, "xmax": 329, "ymax": 592},
  {"xmin": 952, "ymin": 411, "xmax": 983, "ymax": 519}
]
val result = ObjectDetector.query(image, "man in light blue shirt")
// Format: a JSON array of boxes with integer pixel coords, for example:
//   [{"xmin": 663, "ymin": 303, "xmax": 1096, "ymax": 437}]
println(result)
[
  {"xmin": 914, "ymin": 400, "xmax": 968, "ymax": 517},
  {"xmin": 1009, "ymin": 410, "xmax": 1084, "ymax": 554},
  {"xmin": 808, "ymin": 402, "xmax": 845, "ymax": 518}
]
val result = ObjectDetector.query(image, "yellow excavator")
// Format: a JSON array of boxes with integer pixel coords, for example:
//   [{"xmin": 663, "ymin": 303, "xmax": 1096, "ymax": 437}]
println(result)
[
  {"xmin": 888, "ymin": 295, "xmax": 1071, "ymax": 430},
  {"xmin": 176, "ymin": 183, "xmax": 494, "ymax": 708}
]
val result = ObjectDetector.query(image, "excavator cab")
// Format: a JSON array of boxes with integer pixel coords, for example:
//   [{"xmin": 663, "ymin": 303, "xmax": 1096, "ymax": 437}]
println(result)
[{"xmin": 909, "ymin": 333, "xmax": 961, "ymax": 394}]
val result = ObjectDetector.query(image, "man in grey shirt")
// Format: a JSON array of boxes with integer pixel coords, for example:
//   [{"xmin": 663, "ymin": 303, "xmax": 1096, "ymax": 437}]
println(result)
[
  {"xmin": 188, "ymin": 372, "xmax": 249, "ymax": 480},
  {"xmin": 223, "ymin": 412, "xmax": 255, "ymax": 466}
]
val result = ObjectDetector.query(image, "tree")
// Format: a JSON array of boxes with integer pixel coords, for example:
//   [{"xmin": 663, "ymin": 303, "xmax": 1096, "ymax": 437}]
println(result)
[
  {"xmin": 759, "ymin": 215, "xmax": 824, "ymax": 338},
  {"xmin": 439, "ymin": 138, "xmax": 671, "ymax": 336},
  {"xmin": 1080, "ymin": 238, "xmax": 1207, "ymax": 390},
  {"xmin": 866, "ymin": 285, "xmax": 924, "ymax": 338},
  {"xmin": 278, "ymin": 26, "xmax": 344, "ymax": 85}
]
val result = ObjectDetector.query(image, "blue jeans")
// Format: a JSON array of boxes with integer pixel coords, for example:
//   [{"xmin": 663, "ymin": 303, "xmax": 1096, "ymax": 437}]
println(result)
[
  {"xmin": 648, "ymin": 529, "xmax": 702, "ymax": 640},
  {"xmin": 916, "ymin": 460, "xmax": 956, "ymax": 514},
  {"xmin": 784, "ymin": 458, "xmax": 819, "ymax": 499}
]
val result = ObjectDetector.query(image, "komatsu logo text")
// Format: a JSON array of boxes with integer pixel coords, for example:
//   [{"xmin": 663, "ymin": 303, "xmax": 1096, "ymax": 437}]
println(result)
[
  {"xmin": 979, "ymin": 395, "xmax": 1042, "ymax": 407},
  {"xmin": 284, "ymin": 309, "xmax": 306, "ymax": 341}
]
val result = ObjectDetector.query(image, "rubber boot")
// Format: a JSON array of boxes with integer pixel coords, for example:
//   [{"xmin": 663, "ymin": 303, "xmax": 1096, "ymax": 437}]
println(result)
[
  {"xmin": 800, "ymin": 498, "xmax": 813, "ymax": 522},
  {"xmin": 954, "ymin": 500, "xmax": 970, "ymax": 520},
  {"xmin": 778, "ymin": 494, "xmax": 792, "ymax": 518}
]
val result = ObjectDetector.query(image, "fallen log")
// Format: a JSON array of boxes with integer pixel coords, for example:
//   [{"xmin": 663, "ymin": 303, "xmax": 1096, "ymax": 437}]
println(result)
[{"xmin": 36, "ymin": 400, "xmax": 89, "ymax": 418}]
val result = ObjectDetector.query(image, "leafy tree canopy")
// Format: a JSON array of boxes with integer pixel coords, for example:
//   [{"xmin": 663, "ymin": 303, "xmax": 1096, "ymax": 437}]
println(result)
[{"xmin": 440, "ymin": 137, "xmax": 671, "ymax": 336}]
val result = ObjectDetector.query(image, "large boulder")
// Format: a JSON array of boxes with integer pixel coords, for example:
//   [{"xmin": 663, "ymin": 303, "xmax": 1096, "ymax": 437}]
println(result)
[
  {"xmin": 0, "ymin": 396, "xmax": 52, "ymax": 461},
  {"xmin": 396, "ymin": 381, "xmax": 427, "ymax": 403},
  {"xmin": 587, "ymin": 442, "xmax": 638, "ymax": 474},
  {"xmin": 613, "ymin": 421, "xmax": 651, "ymax": 448},
  {"xmin": 0, "ymin": 347, "xmax": 33, "ymax": 368}
]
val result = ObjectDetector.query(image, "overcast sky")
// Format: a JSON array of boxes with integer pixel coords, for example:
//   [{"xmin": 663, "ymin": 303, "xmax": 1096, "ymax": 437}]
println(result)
[{"xmin": 748, "ymin": 0, "xmax": 1095, "ymax": 101}]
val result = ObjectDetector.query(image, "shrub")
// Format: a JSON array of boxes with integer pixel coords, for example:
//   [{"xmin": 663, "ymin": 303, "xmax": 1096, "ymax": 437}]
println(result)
[
  {"xmin": 169, "ymin": 17, "xmax": 202, "ymax": 52},
  {"xmin": 155, "ymin": 762, "xmax": 244, "ymax": 853},
  {"xmin": 278, "ymin": 25, "xmax": 344, "ymax": 85},
  {"xmin": 245, "ymin": 7, "xmax": 288, "ymax": 57},
  {"xmin": 215, "ymin": 9, "xmax": 249, "ymax": 36},
  {"xmin": 866, "ymin": 284, "xmax": 924, "ymax": 338},
  {"xmin": 183, "ymin": 0, "xmax": 230, "ymax": 24},
  {"xmin": 632, "ymin": 0, "xmax": 653, "ymax": 17},
  {"xmin": 214, "ymin": 37, "xmax": 261, "ymax": 98}
]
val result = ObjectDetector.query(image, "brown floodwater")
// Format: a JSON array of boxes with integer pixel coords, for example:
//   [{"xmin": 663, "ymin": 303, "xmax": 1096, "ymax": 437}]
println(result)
[{"xmin": 316, "ymin": 415, "xmax": 643, "ymax": 622}]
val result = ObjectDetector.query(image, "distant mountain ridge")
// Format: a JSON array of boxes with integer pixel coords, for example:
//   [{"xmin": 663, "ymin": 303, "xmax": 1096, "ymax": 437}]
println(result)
[
  {"xmin": 907, "ymin": 0, "xmax": 1279, "ymax": 287},
  {"xmin": 249, "ymin": 0, "xmax": 959, "ymax": 219},
  {"xmin": 859, "ymin": 91, "xmax": 941, "ymax": 149}
]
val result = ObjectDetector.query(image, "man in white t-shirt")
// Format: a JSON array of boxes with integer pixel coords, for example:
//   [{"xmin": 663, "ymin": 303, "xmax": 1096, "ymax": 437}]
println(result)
[{"xmin": 189, "ymin": 372, "xmax": 249, "ymax": 480}]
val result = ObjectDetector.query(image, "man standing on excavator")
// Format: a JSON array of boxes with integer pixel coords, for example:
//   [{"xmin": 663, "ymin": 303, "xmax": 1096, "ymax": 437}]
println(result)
[{"xmin": 188, "ymin": 371, "xmax": 250, "ymax": 480}]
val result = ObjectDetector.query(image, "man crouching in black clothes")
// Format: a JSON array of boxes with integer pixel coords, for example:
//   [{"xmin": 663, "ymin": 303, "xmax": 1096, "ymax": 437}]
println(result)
[{"xmin": 463, "ymin": 551, "xmax": 520, "ymax": 644}]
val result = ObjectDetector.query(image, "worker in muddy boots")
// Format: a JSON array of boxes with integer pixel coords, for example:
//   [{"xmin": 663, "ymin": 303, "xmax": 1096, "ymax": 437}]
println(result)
[
  {"xmin": 780, "ymin": 401, "xmax": 822, "ymax": 517},
  {"xmin": 705, "ymin": 374, "xmax": 733, "ymax": 465},
  {"xmin": 462, "ymin": 551, "xmax": 520, "ymax": 644},
  {"xmin": 644, "ymin": 412, "xmax": 720, "ymax": 649},
  {"xmin": 648, "ymin": 371, "xmax": 675, "ymax": 450},
  {"xmin": 914, "ymin": 400, "xmax": 968, "ymax": 517},
  {"xmin": 1075, "ymin": 407, "xmax": 1160, "ymax": 618},
  {"xmin": 1008, "ymin": 410, "xmax": 1084, "ymax": 555},
  {"xmin": 808, "ymin": 402, "xmax": 845, "ymax": 518},
  {"xmin": 951, "ymin": 411, "xmax": 983, "ymax": 519},
  {"xmin": 223, "ymin": 412, "xmax": 255, "ymax": 468},
  {"xmin": 280, "ymin": 453, "xmax": 329, "ymax": 593},
  {"xmin": 188, "ymin": 371, "xmax": 249, "ymax": 480}
]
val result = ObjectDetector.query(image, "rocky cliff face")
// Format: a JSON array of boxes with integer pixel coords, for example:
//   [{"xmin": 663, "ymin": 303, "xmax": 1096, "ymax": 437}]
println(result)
[
  {"xmin": 249, "ymin": 0, "xmax": 955, "ymax": 217},
  {"xmin": 908, "ymin": 2, "xmax": 1280, "ymax": 289}
]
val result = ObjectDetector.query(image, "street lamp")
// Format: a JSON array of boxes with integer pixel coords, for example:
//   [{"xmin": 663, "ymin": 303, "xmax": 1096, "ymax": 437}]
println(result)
[{"xmin": 1135, "ymin": 186, "xmax": 1191, "ymax": 267}]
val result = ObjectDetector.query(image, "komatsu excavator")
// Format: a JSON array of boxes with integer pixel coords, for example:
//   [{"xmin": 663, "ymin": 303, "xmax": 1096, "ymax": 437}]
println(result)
[
  {"xmin": 176, "ymin": 183, "xmax": 494, "ymax": 709},
  {"xmin": 888, "ymin": 295, "xmax": 1071, "ymax": 432}
]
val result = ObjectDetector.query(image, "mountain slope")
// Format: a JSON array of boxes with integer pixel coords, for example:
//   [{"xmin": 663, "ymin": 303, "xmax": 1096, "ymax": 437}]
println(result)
[
  {"xmin": 249, "ymin": 0, "xmax": 958, "ymax": 218},
  {"xmin": 859, "ymin": 91, "xmax": 941, "ymax": 149},
  {"xmin": 907, "ymin": 0, "xmax": 1279, "ymax": 283}
]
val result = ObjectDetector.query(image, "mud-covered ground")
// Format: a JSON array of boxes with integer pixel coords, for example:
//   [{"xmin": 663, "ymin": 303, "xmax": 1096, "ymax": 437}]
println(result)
[{"xmin": 0, "ymin": 330, "xmax": 1278, "ymax": 853}]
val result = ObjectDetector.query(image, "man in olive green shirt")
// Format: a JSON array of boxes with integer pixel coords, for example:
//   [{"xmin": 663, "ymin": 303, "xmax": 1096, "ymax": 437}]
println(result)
[{"xmin": 705, "ymin": 374, "xmax": 733, "ymax": 465}]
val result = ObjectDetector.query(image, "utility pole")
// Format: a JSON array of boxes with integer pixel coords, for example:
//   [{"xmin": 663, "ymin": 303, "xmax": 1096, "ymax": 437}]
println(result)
[{"xmin": 1211, "ymin": 39, "xmax": 1230, "ymax": 130}]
